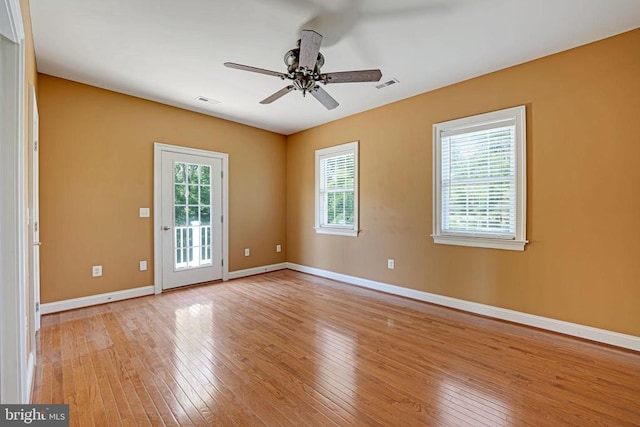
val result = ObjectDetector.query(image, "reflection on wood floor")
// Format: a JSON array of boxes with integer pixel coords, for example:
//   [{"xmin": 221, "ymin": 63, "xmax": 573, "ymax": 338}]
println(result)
[{"xmin": 32, "ymin": 270, "xmax": 640, "ymax": 426}]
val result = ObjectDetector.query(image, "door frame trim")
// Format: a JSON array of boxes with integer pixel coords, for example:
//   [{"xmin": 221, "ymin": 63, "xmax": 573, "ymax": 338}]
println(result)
[
  {"xmin": 0, "ymin": 0, "xmax": 28, "ymax": 403},
  {"xmin": 153, "ymin": 142, "xmax": 229, "ymax": 294}
]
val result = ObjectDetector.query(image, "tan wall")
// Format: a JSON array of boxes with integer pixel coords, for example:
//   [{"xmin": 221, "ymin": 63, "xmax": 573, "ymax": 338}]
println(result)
[
  {"xmin": 20, "ymin": 0, "xmax": 37, "ymax": 95},
  {"xmin": 38, "ymin": 75, "xmax": 287, "ymax": 303},
  {"xmin": 287, "ymin": 29, "xmax": 640, "ymax": 337}
]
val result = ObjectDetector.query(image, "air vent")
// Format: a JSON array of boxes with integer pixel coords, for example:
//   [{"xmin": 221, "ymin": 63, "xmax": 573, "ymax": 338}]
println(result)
[
  {"xmin": 197, "ymin": 96, "xmax": 220, "ymax": 105},
  {"xmin": 375, "ymin": 78, "xmax": 399, "ymax": 89}
]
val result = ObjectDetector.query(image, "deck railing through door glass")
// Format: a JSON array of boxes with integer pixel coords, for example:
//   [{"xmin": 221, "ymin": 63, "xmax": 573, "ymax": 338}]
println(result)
[{"xmin": 175, "ymin": 223, "xmax": 212, "ymax": 269}]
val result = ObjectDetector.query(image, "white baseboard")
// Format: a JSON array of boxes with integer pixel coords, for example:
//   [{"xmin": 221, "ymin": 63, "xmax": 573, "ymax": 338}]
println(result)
[
  {"xmin": 40, "ymin": 286, "xmax": 155, "ymax": 315},
  {"xmin": 39, "ymin": 262, "xmax": 288, "ymax": 314},
  {"xmin": 24, "ymin": 351, "xmax": 34, "ymax": 404},
  {"xmin": 228, "ymin": 263, "xmax": 287, "ymax": 280},
  {"xmin": 286, "ymin": 263, "xmax": 640, "ymax": 352}
]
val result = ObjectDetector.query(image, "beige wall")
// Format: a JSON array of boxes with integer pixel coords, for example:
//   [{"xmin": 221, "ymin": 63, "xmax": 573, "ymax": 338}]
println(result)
[
  {"xmin": 20, "ymin": 0, "xmax": 37, "ymax": 96},
  {"xmin": 38, "ymin": 75, "xmax": 287, "ymax": 303},
  {"xmin": 287, "ymin": 29, "xmax": 640, "ymax": 337}
]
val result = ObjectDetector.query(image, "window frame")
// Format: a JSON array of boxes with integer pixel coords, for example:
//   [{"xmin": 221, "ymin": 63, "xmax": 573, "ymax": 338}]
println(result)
[
  {"xmin": 315, "ymin": 141, "xmax": 359, "ymax": 237},
  {"xmin": 432, "ymin": 105, "xmax": 527, "ymax": 251}
]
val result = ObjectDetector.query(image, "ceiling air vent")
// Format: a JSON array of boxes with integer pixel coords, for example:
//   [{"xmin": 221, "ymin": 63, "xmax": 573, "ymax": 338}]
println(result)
[
  {"xmin": 375, "ymin": 78, "xmax": 399, "ymax": 89},
  {"xmin": 197, "ymin": 96, "xmax": 220, "ymax": 105}
]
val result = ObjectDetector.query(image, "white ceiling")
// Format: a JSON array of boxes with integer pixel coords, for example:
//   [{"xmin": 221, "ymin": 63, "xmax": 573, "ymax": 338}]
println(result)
[{"xmin": 30, "ymin": 0, "xmax": 640, "ymax": 135}]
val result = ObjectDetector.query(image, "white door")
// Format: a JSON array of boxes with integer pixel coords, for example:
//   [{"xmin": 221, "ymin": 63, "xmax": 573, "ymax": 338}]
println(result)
[
  {"xmin": 160, "ymin": 150, "xmax": 224, "ymax": 289},
  {"xmin": 30, "ymin": 88, "xmax": 41, "ymax": 333}
]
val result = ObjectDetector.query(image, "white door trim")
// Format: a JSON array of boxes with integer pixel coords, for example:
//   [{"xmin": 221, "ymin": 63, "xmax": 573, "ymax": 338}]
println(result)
[
  {"xmin": 29, "ymin": 86, "xmax": 40, "ymax": 333},
  {"xmin": 0, "ymin": 0, "xmax": 24, "ymax": 43},
  {"xmin": 0, "ymin": 0, "xmax": 28, "ymax": 404},
  {"xmin": 153, "ymin": 143, "xmax": 229, "ymax": 294}
]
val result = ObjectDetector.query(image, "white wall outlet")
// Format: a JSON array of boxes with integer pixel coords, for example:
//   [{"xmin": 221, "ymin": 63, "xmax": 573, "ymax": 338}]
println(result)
[
  {"xmin": 92, "ymin": 265, "xmax": 102, "ymax": 277},
  {"xmin": 276, "ymin": 244, "xmax": 282, "ymax": 253},
  {"xmin": 139, "ymin": 207, "xmax": 150, "ymax": 218},
  {"xmin": 139, "ymin": 260, "xmax": 147, "ymax": 271},
  {"xmin": 387, "ymin": 259, "xmax": 395, "ymax": 270},
  {"xmin": 244, "ymin": 248, "xmax": 250, "ymax": 257}
]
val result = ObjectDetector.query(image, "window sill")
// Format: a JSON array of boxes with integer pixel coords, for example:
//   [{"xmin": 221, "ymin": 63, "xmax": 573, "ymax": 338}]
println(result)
[
  {"xmin": 432, "ymin": 235, "xmax": 527, "ymax": 251},
  {"xmin": 315, "ymin": 227, "xmax": 359, "ymax": 237}
]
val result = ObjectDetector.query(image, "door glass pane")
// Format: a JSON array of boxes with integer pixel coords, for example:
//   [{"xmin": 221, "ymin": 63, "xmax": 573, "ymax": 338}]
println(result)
[
  {"xmin": 200, "ymin": 166, "xmax": 210, "ymax": 184},
  {"xmin": 175, "ymin": 206, "xmax": 186, "ymax": 226},
  {"xmin": 175, "ymin": 163, "xmax": 186, "ymax": 183},
  {"xmin": 188, "ymin": 185, "xmax": 199, "ymax": 204},
  {"xmin": 187, "ymin": 165, "xmax": 199, "ymax": 183},
  {"xmin": 175, "ymin": 185, "xmax": 186, "ymax": 204},
  {"xmin": 200, "ymin": 186, "xmax": 210, "ymax": 205},
  {"xmin": 173, "ymin": 162, "xmax": 213, "ymax": 270},
  {"xmin": 188, "ymin": 206, "xmax": 199, "ymax": 224},
  {"xmin": 201, "ymin": 207, "xmax": 211, "ymax": 225}
]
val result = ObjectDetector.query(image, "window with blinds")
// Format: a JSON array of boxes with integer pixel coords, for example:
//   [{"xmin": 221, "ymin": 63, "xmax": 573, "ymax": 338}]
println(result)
[
  {"xmin": 433, "ymin": 106, "xmax": 527, "ymax": 251},
  {"xmin": 315, "ymin": 141, "xmax": 359, "ymax": 236}
]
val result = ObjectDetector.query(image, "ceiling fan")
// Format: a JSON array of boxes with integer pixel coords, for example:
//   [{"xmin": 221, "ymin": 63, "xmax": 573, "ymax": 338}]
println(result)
[{"xmin": 224, "ymin": 29, "xmax": 382, "ymax": 110}]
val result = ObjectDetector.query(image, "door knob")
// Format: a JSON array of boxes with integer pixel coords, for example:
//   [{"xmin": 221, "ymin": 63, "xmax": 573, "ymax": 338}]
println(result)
[
  {"xmin": 34, "ymin": 242, "xmax": 42, "ymax": 246},
  {"xmin": 162, "ymin": 226, "xmax": 171, "ymax": 231}
]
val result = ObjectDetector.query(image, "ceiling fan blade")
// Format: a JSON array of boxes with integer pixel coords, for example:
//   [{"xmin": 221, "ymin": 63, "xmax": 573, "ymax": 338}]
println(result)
[
  {"xmin": 260, "ymin": 85, "xmax": 295, "ymax": 104},
  {"xmin": 322, "ymin": 69, "xmax": 383, "ymax": 83},
  {"xmin": 299, "ymin": 0, "xmax": 362, "ymax": 47},
  {"xmin": 311, "ymin": 86, "xmax": 339, "ymax": 110},
  {"xmin": 298, "ymin": 30, "xmax": 323, "ymax": 72},
  {"xmin": 224, "ymin": 62, "xmax": 286, "ymax": 78}
]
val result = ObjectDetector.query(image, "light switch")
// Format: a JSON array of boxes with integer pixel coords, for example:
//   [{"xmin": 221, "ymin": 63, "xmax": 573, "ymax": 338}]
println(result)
[{"xmin": 139, "ymin": 208, "xmax": 150, "ymax": 218}]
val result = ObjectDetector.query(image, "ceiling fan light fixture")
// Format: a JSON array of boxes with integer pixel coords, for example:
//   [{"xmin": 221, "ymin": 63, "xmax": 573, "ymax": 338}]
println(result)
[
  {"xmin": 284, "ymin": 49, "xmax": 298, "ymax": 73},
  {"xmin": 292, "ymin": 75, "xmax": 316, "ymax": 94}
]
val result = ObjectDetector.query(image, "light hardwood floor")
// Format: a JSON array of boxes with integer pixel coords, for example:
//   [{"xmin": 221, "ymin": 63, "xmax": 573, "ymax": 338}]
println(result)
[{"xmin": 32, "ymin": 270, "xmax": 640, "ymax": 426}]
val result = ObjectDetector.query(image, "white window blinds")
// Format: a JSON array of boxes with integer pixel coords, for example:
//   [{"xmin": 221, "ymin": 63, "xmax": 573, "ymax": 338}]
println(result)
[
  {"xmin": 320, "ymin": 152, "xmax": 355, "ymax": 227},
  {"xmin": 441, "ymin": 120, "xmax": 516, "ymax": 238}
]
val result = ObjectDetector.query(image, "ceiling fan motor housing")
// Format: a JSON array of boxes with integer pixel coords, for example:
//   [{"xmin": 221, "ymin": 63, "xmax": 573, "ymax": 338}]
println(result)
[{"xmin": 284, "ymin": 46, "xmax": 325, "ymax": 75}]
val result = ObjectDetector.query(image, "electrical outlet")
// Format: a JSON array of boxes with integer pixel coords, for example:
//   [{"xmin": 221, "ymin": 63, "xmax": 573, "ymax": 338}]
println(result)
[
  {"xmin": 387, "ymin": 259, "xmax": 395, "ymax": 270},
  {"xmin": 139, "ymin": 260, "xmax": 147, "ymax": 271},
  {"xmin": 139, "ymin": 207, "xmax": 150, "ymax": 218},
  {"xmin": 92, "ymin": 265, "xmax": 102, "ymax": 277},
  {"xmin": 244, "ymin": 248, "xmax": 250, "ymax": 257},
  {"xmin": 276, "ymin": 244, "xmax": 282, "ymax": 253}
]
